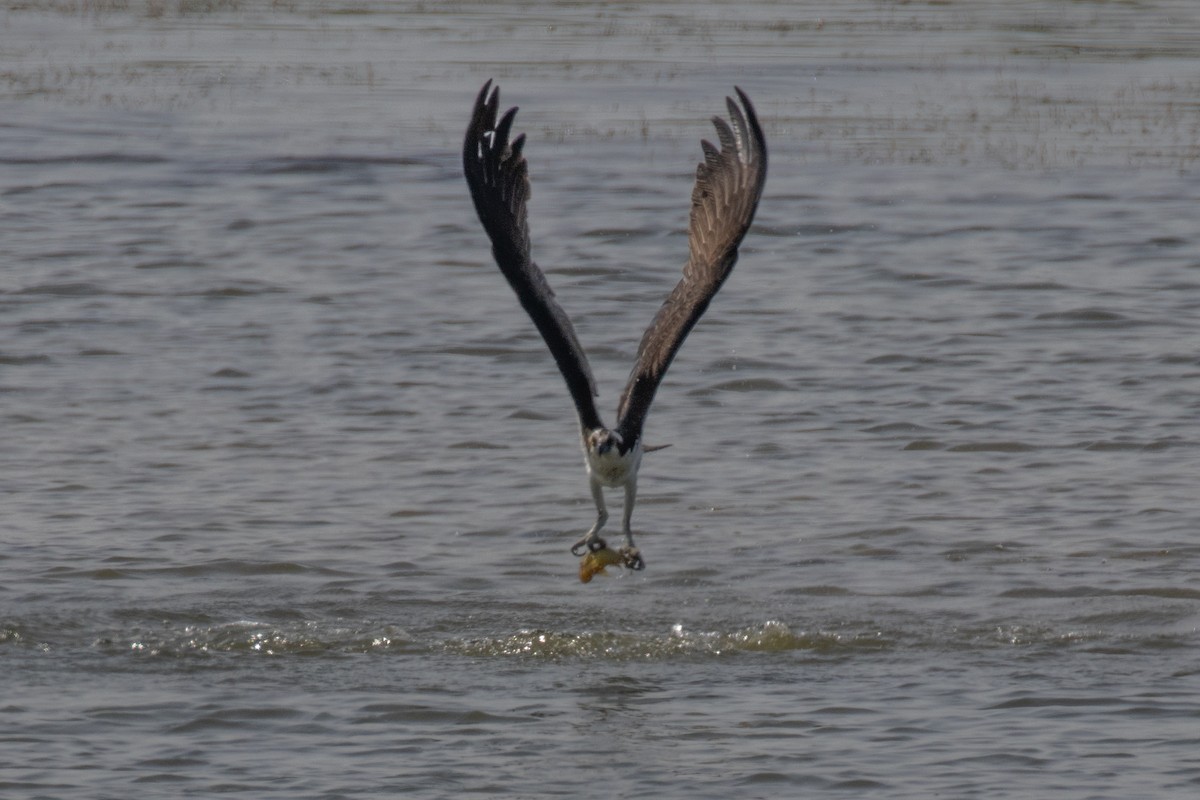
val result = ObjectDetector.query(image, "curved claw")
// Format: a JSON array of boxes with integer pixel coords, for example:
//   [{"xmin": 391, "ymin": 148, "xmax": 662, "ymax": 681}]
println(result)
[
  {"xmin": 618, "ymin": 547, "xmax": 644, "ymax": 571},
  {"xmin": 571, "ymin": 536, "xmax": 607, "ymax": 556}
]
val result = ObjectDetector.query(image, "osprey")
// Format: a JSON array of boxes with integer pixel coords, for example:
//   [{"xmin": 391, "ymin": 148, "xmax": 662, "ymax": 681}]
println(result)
[{"xmin": 462, "ymin": 81, "xmax": 767, "ymax": 571}]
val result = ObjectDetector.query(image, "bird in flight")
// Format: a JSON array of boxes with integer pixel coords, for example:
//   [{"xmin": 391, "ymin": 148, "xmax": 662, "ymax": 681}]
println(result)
[{"xmin": 462, "ymin": 81, "xmax": 767, "ymax": 572}]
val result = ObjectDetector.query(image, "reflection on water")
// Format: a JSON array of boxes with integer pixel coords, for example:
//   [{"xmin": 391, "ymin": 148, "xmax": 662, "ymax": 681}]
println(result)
[{"xmin": 2, "ymin": 2, "xmax": 1199, "ymax": 799}]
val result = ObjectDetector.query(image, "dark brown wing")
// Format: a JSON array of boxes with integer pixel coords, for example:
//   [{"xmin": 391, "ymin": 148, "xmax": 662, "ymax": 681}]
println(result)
[
  {"xmin": 463, "ymin": 80, "xmax": 603, "ymax": 432},
  {"xmin": 616, "ymin": 88, "xmax": 767, "ymax": 445}
]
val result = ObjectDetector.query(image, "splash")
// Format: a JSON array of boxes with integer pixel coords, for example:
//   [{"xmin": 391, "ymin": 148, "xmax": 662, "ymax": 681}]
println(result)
[
  {"xmin": 112, "ymin": 620, "xmax": 414, "ymax": 658},
  {"xmin": 443, "ymin": 620, "xmax": 885, "ymax": 661}
]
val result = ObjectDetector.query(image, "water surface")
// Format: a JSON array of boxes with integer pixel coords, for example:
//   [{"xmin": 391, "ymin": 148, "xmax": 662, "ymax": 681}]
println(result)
[{"xmin": 2, "ymin": 2, "xmax": 1199, "ymax": 798}]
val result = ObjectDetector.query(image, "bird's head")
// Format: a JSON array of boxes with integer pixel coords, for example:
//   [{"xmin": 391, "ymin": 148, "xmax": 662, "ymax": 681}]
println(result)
[{"xmin": 587, "ymin": 428, "xmax": 623, "ymax": 456}]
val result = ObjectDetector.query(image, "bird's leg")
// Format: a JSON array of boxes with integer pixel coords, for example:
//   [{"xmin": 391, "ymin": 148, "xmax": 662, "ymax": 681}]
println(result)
[
  {"xmin": 571, "ymin": 479, "xmax": 608, "ymax": 555},
  {"xmin": 618, "ymin": 478, "xmax": 644, "ymax": 570}
]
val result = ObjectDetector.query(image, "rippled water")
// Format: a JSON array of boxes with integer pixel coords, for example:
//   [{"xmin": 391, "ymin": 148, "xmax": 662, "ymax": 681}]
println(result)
[{"xmin": 3, "ymin": 2, "xmax": 1200, "ymax": 798}]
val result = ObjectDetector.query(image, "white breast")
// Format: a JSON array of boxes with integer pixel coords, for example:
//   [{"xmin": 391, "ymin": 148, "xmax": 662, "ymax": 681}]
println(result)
[{"xmin": 584, "ymin": 442, "xmax": 643, "ymax": 488}]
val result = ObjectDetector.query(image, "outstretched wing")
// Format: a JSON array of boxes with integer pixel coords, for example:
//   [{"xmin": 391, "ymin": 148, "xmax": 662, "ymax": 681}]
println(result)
[
  {"xmin": 616, "ymin": 88, "xmax": 768, "ymax": 446},
  {"xmin": 463, "ymin": 80, "xmax": 603, "ymax": 433}
]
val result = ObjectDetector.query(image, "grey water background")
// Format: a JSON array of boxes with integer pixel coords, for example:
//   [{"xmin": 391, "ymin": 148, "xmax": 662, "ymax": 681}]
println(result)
[{"xmin": 3, "ymin": 1, "xmax": 1199, "ymax": 797}]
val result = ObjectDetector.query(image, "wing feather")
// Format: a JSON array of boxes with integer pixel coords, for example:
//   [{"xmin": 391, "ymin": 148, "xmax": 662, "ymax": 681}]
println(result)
[
  {"xmin": 462, "ymin": 81, "xmax": 603, "ymax": 432},
  {"xmin": 616, "ymin": 88, "xmax": 768, "ymax": 445}
]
